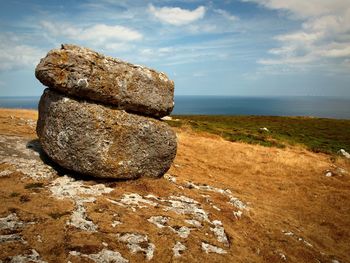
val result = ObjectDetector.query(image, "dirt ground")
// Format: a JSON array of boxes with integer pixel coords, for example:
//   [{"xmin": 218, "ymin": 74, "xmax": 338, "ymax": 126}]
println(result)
[{"xmin": 0, "ymin": 109, "xmax": 349, "ymax": 263}]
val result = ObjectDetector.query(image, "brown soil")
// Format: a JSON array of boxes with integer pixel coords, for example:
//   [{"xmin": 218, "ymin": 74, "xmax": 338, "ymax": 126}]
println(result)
[{"xmin": 0, "ymin": 109, "xmax": 349, "ymax": 263}]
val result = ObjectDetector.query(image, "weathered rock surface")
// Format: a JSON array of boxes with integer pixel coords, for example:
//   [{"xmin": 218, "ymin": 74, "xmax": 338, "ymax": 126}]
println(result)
[
  {"xmin": 35, "ymin": 44, "xmax": 174, "ymax": 118},
  {"xmin": 37, "ymin": 89, "xmax": 177, "ymax": 179}
]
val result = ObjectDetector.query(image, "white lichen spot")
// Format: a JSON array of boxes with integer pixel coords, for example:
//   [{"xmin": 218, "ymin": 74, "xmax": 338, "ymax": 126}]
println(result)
[
  {"xmin": 0, "ymin": 234, "xmax": 26, "ymax": 244},
  {"xmin": 8, "ymin": 249, "xmax": 47, "ymax": 263},
  {"xmin": 0, "ymin": 170, "xmax": 12, "ymax": 177},
  {"xmin": 118, "ymin": 233, "xmax": 155, "ymax": 261},
  {"xmin": 69, "ymin": 249, "xmax": 128, "ymax": 263},
  {"xmin": 0, "ymin": 135, "xmax": 56, "ymax": 179},
  {"xmin": 184, "ymin": 181, "xmax": 248, "ymax": 212},
  {"xmin": 212, "ymin": 205, "xmax": 221, "ymax": 211},
  {"xmin": 147, "ymin": 216, "xmax": 169, "ymax": 228},
  {"xmin": 57, "ymin": 131, "xmax": 70, "ymax": 148},
  {"xmin": 174, "ymin": 226, "xmax": 190, "ymax": 238},
  {"xmin": 68, "ymin": 198, "xmax": 97, "ymax": 231},
  {"xmin": 111, "ymin": 220, "xmax": 122, "ymax": 228},
  {"xmin": 148, "ymin": 216, "xmax": 190, "ymax": 238},
  {"xmin": 283, "ymin": 231, "xmax": 294, "ymax": 236},
  {"xmin": 50, "ymin": 175, "xmax": 113, "ymax": 231},
  {"xmin": 233, "ymin": 210, "xmax": 243, "ymax": 219},
  {"xmin": 201, "ymin": 242, "xmax": 227, "ymax": 254},
  {"xmin": 229, "ymin": 197, "xmax": 248, "ymax": 210},
  {"xmin": 107, "ymin": 193, "xmax": 157, "ymax": 210},
  {"xmin": 77, "ymin": 78, "xmax": 89, "ymax": 88},
  {"xmin": 37, "ymin": 235, "xmax": 43, "ymax": 243},
  {"xmin": 282, "ymin": 230, "xmax": 313, "ymax": 247},
  {"xmin": 279, "ymin": 253, "xmax": 287, "ymax": 261},
  {"xmin": 0, "ymin": 213, "xmax": 28, "ymax": 244},
  {"xmin": 164, "ymin": 173, "xmax": 176, "ymax": 183},
  {"xmin": 210, "ymin": 220, "xmax": 229, "ymax": 246},
  {"xmin": 173, "ymin": 242, "xmax": 186, "ymax": 257},
  {"xmin": 185, "ymin": 219, "xmax": 202, "ymax": 228},
  {"xmin": 0, "ymin": 213, "xmax": 25, "ymax": 230},
  {"xmin": 165, "ymin": 196, "xmax": 210, "ymax": 222}
]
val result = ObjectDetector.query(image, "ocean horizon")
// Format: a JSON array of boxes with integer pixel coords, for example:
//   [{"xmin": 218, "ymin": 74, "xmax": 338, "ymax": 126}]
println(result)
[{"xmin": 1, "ymin": 95, "xmax": 350, "ymax": 120}]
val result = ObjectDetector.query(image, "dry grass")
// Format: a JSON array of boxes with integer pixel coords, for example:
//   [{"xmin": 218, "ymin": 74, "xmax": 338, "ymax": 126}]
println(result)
[
  {"xmin": 0, "ymin": 109, "xmax": 349, "ymax": 262},
  {"xmin": 0, "ymin": 108, "xmax": 37, "ymax": 137}
]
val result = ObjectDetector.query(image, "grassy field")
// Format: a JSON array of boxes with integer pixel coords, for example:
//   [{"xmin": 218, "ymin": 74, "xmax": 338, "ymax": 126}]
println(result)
[{"xmin": 166, "ymin": 115, "xmax": 350, "ymax": 154}]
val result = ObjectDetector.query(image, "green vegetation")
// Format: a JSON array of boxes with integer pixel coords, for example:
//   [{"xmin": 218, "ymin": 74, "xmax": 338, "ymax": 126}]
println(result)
[{"xmin": 166, "ymin": 115, "xmax": 350, "ymax": 154}]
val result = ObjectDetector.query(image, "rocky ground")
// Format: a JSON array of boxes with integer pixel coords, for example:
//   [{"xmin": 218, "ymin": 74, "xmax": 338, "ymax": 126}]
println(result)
[{"xmin": 0, "ymin": 109, "xmax": 349, "ymax": 263}]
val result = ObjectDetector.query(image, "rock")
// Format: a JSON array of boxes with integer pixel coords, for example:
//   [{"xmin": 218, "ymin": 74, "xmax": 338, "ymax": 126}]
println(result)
[
  {"xmin": 161, "ymin": 116, "xmax": 172, "ymax": 121},
  {"xmin": 35, "ymin": 44, "xmax": 174, "ymax": 118},
  {"xmin": 259, "ymin": 127, "xmax": 269, "ymax": 132},
  {"xmin": 37, "ymin": 89, "xmax": 177, "ymax": 179},
  {"xmin": 325, "ymin": 171, "xmax": 333, "ymax": 177},
  {"xmin": 338, "ymin": 149, "xmax": 350, "ymax": 159}
]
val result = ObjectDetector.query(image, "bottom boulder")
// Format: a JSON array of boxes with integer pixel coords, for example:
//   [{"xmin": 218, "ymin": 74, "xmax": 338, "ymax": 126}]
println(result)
[{"xmin": 37, "ymin": 89, "xmax": 177, "ymax": 179}]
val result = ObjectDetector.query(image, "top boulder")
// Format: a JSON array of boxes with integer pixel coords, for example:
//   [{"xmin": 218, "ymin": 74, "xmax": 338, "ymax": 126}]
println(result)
[{"xmin": 35, "ymin": 44, "xmax": 174, "ymax": 118}]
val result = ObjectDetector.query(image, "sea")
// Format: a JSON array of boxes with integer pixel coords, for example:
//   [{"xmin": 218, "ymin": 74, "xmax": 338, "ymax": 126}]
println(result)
[{"xmin": 1, "ymin": 96, "xmax": 350, "ymax": 119}]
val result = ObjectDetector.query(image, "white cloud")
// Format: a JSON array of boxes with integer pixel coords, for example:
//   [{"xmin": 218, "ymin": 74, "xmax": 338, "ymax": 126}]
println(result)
[
  {"xmin": 242, "ymin": 0, "xmax": 349, "ymax": 18},
  {"xmin": 40, "ymin": 21, "xmax": 142, "ymax": 50},
  {"xmin": 78, "ymin": 24, "xmax": 142, "ymax": 42},
  {"xmin": 0, "ymin": 35, "xmax": 44, "ymax": 71},
  {"xmin": 148, "ymin": 4, "xmax": 206, "ymax": 25},
  {"xmin": 214, "ymin": 9, "xmax": 238, "ymax": 22},
  {"xmin": 245, "ymin": 0, "xmax": 350, "ymax": 72}
]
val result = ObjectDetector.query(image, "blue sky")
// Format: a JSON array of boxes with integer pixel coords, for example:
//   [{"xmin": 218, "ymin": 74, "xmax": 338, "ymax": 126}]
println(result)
[{"xmin": 0, "ymin": 0, "xmax": 349, "ymax": 97}]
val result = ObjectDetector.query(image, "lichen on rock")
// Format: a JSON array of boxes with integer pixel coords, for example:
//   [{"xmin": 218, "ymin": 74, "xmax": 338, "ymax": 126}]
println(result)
[{"xmin": 35, "ymin": 44, "xmax": 174, "ymax": 118}]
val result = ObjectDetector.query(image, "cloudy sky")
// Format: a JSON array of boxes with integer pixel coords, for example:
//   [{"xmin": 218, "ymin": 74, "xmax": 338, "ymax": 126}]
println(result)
[{"xmin": 1, "ymin": 0, "xmax": 349, "ymax": 97}]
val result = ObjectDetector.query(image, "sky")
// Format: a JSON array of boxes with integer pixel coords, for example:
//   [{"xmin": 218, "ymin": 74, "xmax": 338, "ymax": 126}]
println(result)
[{"xmin": 0, "ymin": 0, "xmax": 349, "ymax": 97}]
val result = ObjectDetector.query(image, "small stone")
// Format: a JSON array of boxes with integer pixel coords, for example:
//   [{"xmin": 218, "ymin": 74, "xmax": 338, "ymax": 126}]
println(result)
[
  {"xmin": 164, "ymin": 174, "xmax": 177, "ymax": 183},
  {"xmin": 325, "ymin": 171, "xmax": 333, "ymax": 177},
  {"xmin": 338, "ymin": 149, "xmax": 350, "ymax": 159},
  {"xmin": 259, "ymin": 127, "xmax": 269, "ymax": 132}
]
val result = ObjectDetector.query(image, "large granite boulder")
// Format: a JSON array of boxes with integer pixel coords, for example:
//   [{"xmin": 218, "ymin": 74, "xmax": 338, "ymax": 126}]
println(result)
[
  {"xmin": 37, "ymin": 89, "xmax": 177, "ymax": 179},
  {"xmin": 35, "ymin": 44, "xmax": 174, "ymax": 118}
]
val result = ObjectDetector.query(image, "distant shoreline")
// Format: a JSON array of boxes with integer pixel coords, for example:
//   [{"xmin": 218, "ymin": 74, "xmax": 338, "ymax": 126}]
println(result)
[{"xmin": 1, "ymin": 95, "xmax": 350, "ymax": 119}]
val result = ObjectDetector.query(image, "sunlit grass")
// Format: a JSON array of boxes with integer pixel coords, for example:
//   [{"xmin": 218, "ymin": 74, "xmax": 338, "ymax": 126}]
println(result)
[{"xmin": 166, "ymin": 115, "xmax": 350, "ymax": 154}]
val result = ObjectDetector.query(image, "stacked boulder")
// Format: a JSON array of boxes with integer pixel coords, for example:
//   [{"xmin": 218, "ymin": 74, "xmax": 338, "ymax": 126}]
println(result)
[{"xmin": 35, "ymin": 44, "xmax": 177, "ymax": 179}]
